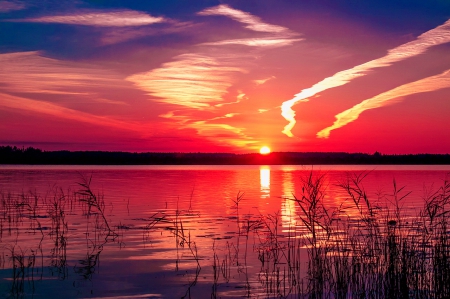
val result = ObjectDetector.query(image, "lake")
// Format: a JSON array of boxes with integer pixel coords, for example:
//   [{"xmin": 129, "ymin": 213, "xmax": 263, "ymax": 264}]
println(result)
[{"xmin": 0, "ymin": 165, "xmax": 449, "ymax": 298}]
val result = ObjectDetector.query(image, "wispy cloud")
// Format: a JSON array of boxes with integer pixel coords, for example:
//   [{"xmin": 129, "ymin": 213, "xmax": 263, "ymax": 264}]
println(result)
[
  {"xmin": 281, "ymin": 19, "xmax": 450, "ymax": 137},
  {"xmin": 198, "ymin": 4, "xmax": 300, "ymax": 50},
  {"xmin": 202, "ymin": 37, "xmax": 302, "ymax": 48},
  {"xmin": 254, "ymin": 76, "xmax": 276, "ymax": 86},
  {"xmin": 188, "ymin": 121, "xmax": 257, "ymax": 149},
  {"xmin": 126, "ymin": 53, "xmax": 247, "ymax": 109},
  {"xmin": 0, "ymin": 92, "xmax": 146, "ymax": 133},
  {"xmin": 127, "ymin": 5, "xmax": 299, "ymax": 150},
  {"xmin": 100, "ymin": 21, "xmax": 193, "ymax": 45},
  {"xmin": 0, "ymin": 0, "xmax": 26, "ymax": 12},
  {"xmin": 317, "ymin": 69, "xmax": 450, "ymax": 138},
  {"xmin": 0, "ymin": 51, "xmax": 123, "ymax": 95},
  {"xmin": 198, "ymin": 4, "xmax": 290, "ymax": 34},
  {"xmin": 22, "ymin": 10, "xmax": 165, "ymax": 27},
  {"xmin": 215, "ymin": 91, "xmax": 246, "ymax": 107}
]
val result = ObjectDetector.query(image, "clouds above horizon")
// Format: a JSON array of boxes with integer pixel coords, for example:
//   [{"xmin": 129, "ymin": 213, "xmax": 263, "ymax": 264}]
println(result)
[
  {"xmin": 125, "ymin": 4, "xmax": 302, "ymax": 149},
  {"xmin": 1, "ymin": 1, "xmax": 449, "ymax": 153},
  {"xmin": 0, "ymin": 51, "xmax": 123, "ymax": 95},
  {"xmin": 281, "ymin": 19, "xmax": 450, "ymax": 137}
]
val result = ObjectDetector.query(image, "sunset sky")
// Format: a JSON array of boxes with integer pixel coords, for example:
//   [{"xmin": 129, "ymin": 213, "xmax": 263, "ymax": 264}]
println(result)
[{"xmin": 1, "ymin": 0, "xmax": 449, "ymax": 154}]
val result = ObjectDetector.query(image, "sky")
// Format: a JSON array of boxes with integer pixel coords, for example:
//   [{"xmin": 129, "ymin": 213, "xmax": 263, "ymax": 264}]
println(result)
[{"xmin": 0, "ymin": 0, "xmax": 449, "ymax": 154}]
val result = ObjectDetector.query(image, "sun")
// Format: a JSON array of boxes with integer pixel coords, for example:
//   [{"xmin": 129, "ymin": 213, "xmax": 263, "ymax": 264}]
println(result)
[{"xmin": 259, "ymin": 146, "xmax": 271, "ymax": 155}]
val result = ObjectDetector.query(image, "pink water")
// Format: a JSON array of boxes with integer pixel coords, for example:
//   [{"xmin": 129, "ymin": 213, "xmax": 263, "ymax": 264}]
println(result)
[{"xmin": 0, "ymin": 165, "xmax": 448, "ymax": 298}]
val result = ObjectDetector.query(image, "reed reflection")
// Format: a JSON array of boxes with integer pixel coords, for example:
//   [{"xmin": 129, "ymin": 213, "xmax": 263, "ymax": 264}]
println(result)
[{"xmin": 259, "ymin": 166, "xmax": 270, "ymax": 198}]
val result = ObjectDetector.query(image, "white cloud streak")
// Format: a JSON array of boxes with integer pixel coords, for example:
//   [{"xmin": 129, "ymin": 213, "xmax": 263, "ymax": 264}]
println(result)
[
  {"xmin": 198, "ymin": 4, "xmax": 290, "ymax": 34},
  {"xmin": 317, "ymin": 69, "xmax": 450, "ymax": 138},
  {"xmin": 23, "ymin": 10, "xmax": 164, "ymax": 27},
  {"xmin": 281, "ymin": 19, "xmax": 450, "ymax": 137},
  {"xmin": 202, "ymin": 37, "xmax": 302, "ymax": 48},
  {"xmin": 198, "ymin": 4, "xmax": 300, "ymax": 50}
]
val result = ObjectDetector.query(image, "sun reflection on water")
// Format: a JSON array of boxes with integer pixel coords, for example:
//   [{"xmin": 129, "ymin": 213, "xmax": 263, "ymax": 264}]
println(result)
[
  {"xmin": 281, "ymin": 171, "xmax": 298, "ymax": 231},
  {"xmin": 260, "ymin": 166, "xmax": 270, "ymax": 198}
]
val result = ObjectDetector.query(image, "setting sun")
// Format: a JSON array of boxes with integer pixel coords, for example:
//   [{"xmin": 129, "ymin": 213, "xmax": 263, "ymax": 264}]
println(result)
[{"xmin": 260, "ymin": 146, "xmax": 271, "ymax": 155}]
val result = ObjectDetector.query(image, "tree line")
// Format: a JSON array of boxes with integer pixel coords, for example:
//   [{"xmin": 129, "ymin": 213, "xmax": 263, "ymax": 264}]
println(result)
[{"xmin": 1, "ymin": 146, "xmax": 449, "ymax": 165}]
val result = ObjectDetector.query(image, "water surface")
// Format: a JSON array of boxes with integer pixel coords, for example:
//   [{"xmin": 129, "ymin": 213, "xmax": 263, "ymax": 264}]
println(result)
[{"xmin": 0, "ymin": 165, "xmax": 449, "ymax": 298}]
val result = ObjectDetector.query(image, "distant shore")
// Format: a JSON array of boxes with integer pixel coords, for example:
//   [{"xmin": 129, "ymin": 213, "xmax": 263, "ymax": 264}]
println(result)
[{"xmin": 1, "ymin": 146, "xmax": 449, "ymax": 165}]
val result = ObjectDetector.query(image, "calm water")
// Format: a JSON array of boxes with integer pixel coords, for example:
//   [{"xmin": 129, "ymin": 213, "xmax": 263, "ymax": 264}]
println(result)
[{"xmin": 0, "ymin": 165, "xmax": 449, "ymax": 298}]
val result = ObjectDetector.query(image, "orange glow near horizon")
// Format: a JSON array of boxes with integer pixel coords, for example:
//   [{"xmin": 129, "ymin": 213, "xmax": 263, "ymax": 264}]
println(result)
[{"xmin": 260, "ymin": 146, "xmax": 271, "ymax": 155}]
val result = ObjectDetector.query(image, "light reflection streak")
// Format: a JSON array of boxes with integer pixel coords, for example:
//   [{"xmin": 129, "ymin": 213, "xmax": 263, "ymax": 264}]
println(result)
[
  {"xmin": 281, "ymin": 171, "xmax": 297, "ymax": 230},
  {"xmin": 260, "ymin": 166, "xmax": 270, "ymax": 198}
]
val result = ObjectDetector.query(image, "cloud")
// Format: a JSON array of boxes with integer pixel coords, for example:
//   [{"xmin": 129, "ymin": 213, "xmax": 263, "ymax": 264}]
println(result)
[
  {"xmin": 0, "ymin": 51, "xmax": 123, "ymax": 95},
  {"xmin": 0, "ymin": 92, "xmax": 146, "ymax": 133},
  {"xmin": 198, "ymin": 4, "xmax": 290, "ymax": 34},
  {"xmin": 22, "ymin": 10, "xmax": 165, "ymax": 27},
  {"xmin": 281, "ymin": 19, "xmax": 450, "ymax": 137},
  {"xmin": 215, "ymin": 91, "xmax": 246, "ymax": 107},
  {"xmin": 126, "ymin": 53, "xmax": 247, "ymax": 109},
  {"xmin": 202, "ymin": 37, "xmax": 302, "ymax": 48},
  {"xmin": 254, "ymin": 76, "xmax": 276, "ymax": 86},
  {"xmin": 198, "ymin": 5, "xmax": 300, "ymax": 50},
  {"xmin": 0, "ymin": 0, "xmax": 26, "ymax": 12},
  {"xmin": 100, "ymin": 21, "xmax": 193, "ymax": 45},
  {"xmin": 317, "ymin": 69, "xmax": 450, "ymax": 138},
  {"xmin": 125, "ymin": 5, "xmax": 299, "ymax": 149},
  {"xmin": 188, "ymin": 121, "xmax": 257, "ymax": 149}
]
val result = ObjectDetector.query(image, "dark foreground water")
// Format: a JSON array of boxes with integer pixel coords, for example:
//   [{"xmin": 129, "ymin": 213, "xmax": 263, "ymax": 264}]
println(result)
[{"xmin": 0, "ymin": 165, "xmax": 449, "ymax": 298}]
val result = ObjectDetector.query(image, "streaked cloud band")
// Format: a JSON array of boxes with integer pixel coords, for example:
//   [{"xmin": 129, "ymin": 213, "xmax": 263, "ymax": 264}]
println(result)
[
  {"xmin": 198, "ymin": 4, "xmax": 290, "ymax": 34},
  {"xmin": 23, "ymin": 10, "xmax": 164, "ymax": 27},
  {"xmin": 126, "ymin": 53, "xmax": 247, "ymax": 108},
  {"xmin": 281, "ymin": 19, "xmax": 450, "ymax": 137},
  {"xmin": 317, "ymin": 69, "xmax": 450, "ymax": 138}
]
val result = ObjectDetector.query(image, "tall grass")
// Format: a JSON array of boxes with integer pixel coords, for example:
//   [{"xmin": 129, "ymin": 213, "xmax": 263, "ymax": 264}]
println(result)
[{"xmin": 285, "ymin": 172, "xmax": 450, "ymax": 299}]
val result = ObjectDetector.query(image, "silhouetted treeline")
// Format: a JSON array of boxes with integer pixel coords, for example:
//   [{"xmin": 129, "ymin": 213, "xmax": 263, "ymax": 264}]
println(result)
[{"xmin": 1, "ymin": 146, "xmax": 450, "ymax": 165}]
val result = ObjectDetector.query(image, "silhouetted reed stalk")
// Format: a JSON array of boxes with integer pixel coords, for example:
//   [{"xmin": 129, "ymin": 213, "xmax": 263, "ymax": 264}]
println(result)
[
  {"xmin": 76, "ymin": 176, "xmax": 117, "ymax": 238},
  {"xmin": 169, "ymin": 199, "xmax": 201, "ymax": 271},
  {"xmin": 47, "ymin": 189, "xmax": 68, "ymax": 279},
  {"xmin": 7, "ymin": 245, "xmax": 38, "ymax": 297}
]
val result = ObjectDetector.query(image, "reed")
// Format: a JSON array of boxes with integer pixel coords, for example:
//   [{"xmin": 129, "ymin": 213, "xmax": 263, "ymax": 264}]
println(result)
[{"xmin": 76, "ymin": 175, "xmax": 117, "ymax": 238}]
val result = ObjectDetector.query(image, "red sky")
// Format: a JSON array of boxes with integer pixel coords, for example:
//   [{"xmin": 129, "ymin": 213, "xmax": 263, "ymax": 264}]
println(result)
[{"xmin": 1, "ymin": 1, "xmax": 450, "ymax": 154}]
